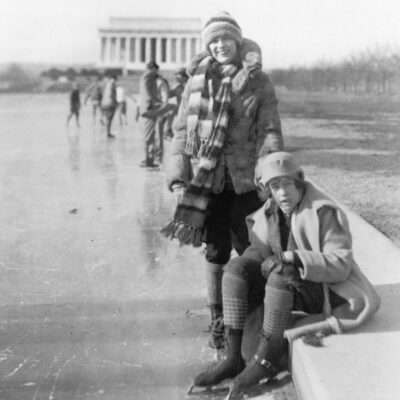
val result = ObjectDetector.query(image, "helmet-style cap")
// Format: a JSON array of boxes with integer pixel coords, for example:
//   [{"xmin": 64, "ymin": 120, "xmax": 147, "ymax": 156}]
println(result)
[{"xmin": 256, "ymin": 152, "xmax": 305, "ymax": 188}]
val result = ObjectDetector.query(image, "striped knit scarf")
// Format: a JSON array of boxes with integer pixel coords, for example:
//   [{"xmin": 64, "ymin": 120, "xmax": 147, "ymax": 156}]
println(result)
[{"xmin": 161, "ymin": 56, "xmax": 237, "ymax": 247}]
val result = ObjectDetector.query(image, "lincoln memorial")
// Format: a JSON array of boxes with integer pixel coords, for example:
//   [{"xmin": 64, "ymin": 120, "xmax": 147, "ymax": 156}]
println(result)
[{"xmin": 97, "ymin": 17, "xmax": 202, "ymax": 73}]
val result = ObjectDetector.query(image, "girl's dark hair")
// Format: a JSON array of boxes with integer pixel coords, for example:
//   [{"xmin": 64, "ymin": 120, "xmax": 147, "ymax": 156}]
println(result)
[{"xmin": 294, "ymin": 178, "xmax": 306, "ymax": 191}]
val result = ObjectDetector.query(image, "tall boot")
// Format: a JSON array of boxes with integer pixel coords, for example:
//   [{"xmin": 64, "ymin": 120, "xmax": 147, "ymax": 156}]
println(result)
[
  {"xmin": 228, "ymin": 279, "xmax": 293, "ymax": 397},
  {"xmin": 205, "ymin": 262, "xmax": 224, "ymax": 350},
  {"xmin": 192, "ymin": 328, "xmax": 246, "ymax": 388}
]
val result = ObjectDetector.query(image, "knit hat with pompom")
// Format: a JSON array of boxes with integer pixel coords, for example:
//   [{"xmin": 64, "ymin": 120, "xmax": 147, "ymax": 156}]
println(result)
[{"xmin": 202, "ymin": 11, "xmax": 243, "ymax": 49}]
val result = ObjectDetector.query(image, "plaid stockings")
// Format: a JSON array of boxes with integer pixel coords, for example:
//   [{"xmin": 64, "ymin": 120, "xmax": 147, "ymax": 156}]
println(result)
[{"xmin": 223, "ymin": 295, "xmax": 248, "ymax": 330}]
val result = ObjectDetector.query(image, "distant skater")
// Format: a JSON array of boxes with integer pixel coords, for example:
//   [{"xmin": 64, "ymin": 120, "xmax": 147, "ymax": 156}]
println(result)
[
  {"xmin": 169, "ymin": 67, "xmax": 189, "ymax": 108},
  {"xmin": 101, "ymin": 74, "xmax": 118, "ymax": 138},
  {"xmin": 138, "ymin": 61, "xmax": 176, "ymax": 167},
  {"xmin": 116, "ymin": 84, "xmax": 128, "ymax": 126},
  {"xmin": 85, "ymin": 75, "xmax": 104, "ymax": 125},
  {"xmin": 164, "ymin": 67, "xmax": 189, "ymax": 140},
  {"xmin": 154, "ymin": 69, "xmax": 170, "ymax": 164},
  {"xmin": 66, "ymin": 83, "xmax": 81, "ymax": 128},
  {"xmin": 138, "ymin": 60, "xmax": 162, "ymax": 168}
]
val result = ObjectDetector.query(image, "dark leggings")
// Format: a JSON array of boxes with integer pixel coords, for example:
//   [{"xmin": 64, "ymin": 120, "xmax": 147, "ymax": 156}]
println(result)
[{"xmin": 203, "ymin": 190, "xmax": 263, "ymax": 265}]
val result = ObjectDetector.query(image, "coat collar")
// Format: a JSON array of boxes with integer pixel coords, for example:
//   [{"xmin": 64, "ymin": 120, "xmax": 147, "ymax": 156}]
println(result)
[{"xmin": 187, "ymin": 38, "xmax": 263, "ymax": 94}]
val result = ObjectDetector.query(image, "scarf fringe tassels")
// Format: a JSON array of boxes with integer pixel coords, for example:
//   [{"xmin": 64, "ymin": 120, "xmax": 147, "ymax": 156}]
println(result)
[
  {"xmin": 185, "ymin": 130, "xmax": 202, "ymax": 157},
  {"xmin": 160, "ymin": 220, "xmax": 204, "ymax": 247}
]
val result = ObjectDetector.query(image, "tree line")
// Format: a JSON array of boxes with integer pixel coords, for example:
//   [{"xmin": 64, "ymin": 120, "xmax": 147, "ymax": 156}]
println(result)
[
  {"xmin": 2, "ymin": 44, "xmax": 400, "ymax": 94},
  {"xmin": 269, "ymin": 45, "xmax": 400, "ymax": 94},
  {"xmin": 40, "ymin": 67, "xmax": 101, "ymax": 80}
]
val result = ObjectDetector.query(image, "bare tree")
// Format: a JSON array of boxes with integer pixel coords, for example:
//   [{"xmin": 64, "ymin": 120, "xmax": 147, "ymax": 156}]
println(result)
[{"xmin": 269, "ymin": 43, "xmax": 400, "ymax": 94}]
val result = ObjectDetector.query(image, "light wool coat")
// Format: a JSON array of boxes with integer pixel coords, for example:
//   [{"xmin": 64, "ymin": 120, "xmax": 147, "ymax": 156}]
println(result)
[{"xmin": 243, "ymin": 181, "xmax": 380, "ymax": 337}]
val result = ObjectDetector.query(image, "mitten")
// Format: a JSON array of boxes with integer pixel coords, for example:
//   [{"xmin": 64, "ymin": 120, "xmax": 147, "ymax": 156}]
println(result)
[{"xmin": 261, "ymin": 254, "xmax": 284, "ymax": 279}]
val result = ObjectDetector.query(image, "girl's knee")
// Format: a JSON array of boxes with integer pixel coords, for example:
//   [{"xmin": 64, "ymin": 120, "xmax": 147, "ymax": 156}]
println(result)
[
  {"xmin": 222, "ymin": 271, "xmax": 247, "ymax": 298},
  {"xmin": 222, "ymin": 257, "xmax": 259, "ymax": 298},
  {"xmin": 223, "ymin": 256, "xmax": 258, "ymax": 277}
]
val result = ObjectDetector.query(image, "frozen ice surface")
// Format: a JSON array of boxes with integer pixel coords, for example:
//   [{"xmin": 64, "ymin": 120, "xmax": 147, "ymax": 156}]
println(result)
[{"xmin": 0, "ymin": 94, "xmax": 296, "ymax": 399}]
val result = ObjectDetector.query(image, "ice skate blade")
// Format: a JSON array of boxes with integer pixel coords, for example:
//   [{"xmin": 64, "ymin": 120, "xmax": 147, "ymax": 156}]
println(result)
[
  {"xmin": 146, "ymin": 166, "xmax": 161, "ymax": 171},
  {"xmin": 224, "ymin": 388, "xmax": 238, "ymax": 400},
  {"xmin": 224, "ymin": 375, "xmax": 279, "ymax": 400},
  {"xmin": 187, "ymin": 383, "xmax": 229, "ymax": 397},
  {"xmin": 224, "ymin": 388, "xmax": 246, "ymax": 400}
]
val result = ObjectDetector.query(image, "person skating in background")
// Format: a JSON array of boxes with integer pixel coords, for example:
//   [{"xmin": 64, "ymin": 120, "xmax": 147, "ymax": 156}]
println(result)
[
  {"xmin": 169, "ymin": 67, "xmax": 189, "ymax": 107},
  {"xmin": 116, "ymin": 84, "xmax": 128, "ymax": 126},
  {"xmin": 190, "ymin": 152, "xmax": 380, "ymax": 398},
  {"xmin": 138, "ymin": 60, "xmax": 174, "ymax": 168},
  {"xmin": 84, "ymin": 75, "xmax": 104, "ymax": 125},
  {"xmin": 161, "ymin": 11, "xmax": 283, "ymax": 353},
  {"xmin": 66, "ymin": 82, "xmax": 81, "ymax": 128},
  {"xmin": 154, "ymin": 69, "xmax": 171, "ymax": 164},
  {"xmin": 138, "ymin": 60, "xmax": 161, "ymax": 168},
  {"xmin": 163, "ymin": 67, "xmax": 189, "ymax": 141},
  {"xmin": 101, "ymin": 74, "xmax": 118, "ymax": 138}
]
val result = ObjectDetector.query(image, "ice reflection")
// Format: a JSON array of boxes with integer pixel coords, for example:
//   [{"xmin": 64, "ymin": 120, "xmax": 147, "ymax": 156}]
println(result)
[
  {"xmin": 66, "ymin": 131, "xmax": 80, "ymax": 171},
  {"xmin": 135, "ymin": 172, "xmax": 166, "ymax": 277},
  {"xmin": 90, "ymin": 132, "xmax": 118, "ymax": 203}
]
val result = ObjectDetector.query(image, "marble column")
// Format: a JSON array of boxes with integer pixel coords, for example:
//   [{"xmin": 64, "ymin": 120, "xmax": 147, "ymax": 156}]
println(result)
[
  {"xmin": 135, "ymin": 37, "xmax": 141, "ymax": 64},
  {"xmin": 186, "ymin": 37, "xmax": 191, "ymax": 65},
  {"xmin": 171, "ymin": 38, "xmax": 177, "ymax": 63},
  {"xmin": 145, "ymin": 37, "xmax": 151, "ymax": 63},
  {"xmin": 128, "ymin": 37, "xmax": 134, "ymax": 63},
  {"xmin": 100, "ymin": 37, "xmax": 107, "ymax": 63},
  {"xmin": 176, "ymin": 37, "xmax": 182, "ymax": 66},
  {"xmin": 110, "ymin": 37, "xmax": 117, "ymax": 62},
  {"xmin": 105, "ymin": 37, "xmax": 111, "ymax": 63},
  {"xmin": 156, "ymin": 37, "xmax": 162, "ymax": 64},
  {"xmin": 125, "ymin": 37, "xmax": 130, "ymax": 63},
  {"xmin": 115, "ymin": 38, "xmax": 121, "ymax": 64}
]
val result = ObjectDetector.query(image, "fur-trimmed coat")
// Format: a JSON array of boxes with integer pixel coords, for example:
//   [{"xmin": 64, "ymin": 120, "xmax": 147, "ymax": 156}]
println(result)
[
  {"xmin": 166, "ymin": 38, "xmax": 283, "ymax": 194},
  {"xmin": 243, "ymin": 181, "xmax": 380, "ymax": 335}
]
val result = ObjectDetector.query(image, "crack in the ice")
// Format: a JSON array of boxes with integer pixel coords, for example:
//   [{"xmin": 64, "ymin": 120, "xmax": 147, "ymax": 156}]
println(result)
[
  {"xmin": 33, "ymin": 350, "xmax": 64, "ymax": 400},
  {"xmin": 4, "ymin": 357, "xmax": 29, "ymax": 378},
  {"xmin": 48, "ymin": 355, "xmax": 76, "ymax": 400}
]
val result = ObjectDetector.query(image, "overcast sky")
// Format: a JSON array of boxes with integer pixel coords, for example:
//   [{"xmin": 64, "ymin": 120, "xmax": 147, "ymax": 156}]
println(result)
[{"xmin": 2, "ymin": 0, "xmax": 400, "ymax": 69}]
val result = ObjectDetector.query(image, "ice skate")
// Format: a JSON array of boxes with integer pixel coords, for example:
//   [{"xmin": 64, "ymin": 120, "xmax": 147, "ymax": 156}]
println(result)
[
  {"xmin": 224, "ymin": 332, "xmax": 282, "ymax": 399},
  {"xmin": 188, "ymin": 328, "xmax": 245, "ymax": 396},
  {"xmin": 188, "ymin": 355, "xmax": 245, "ymax": 397},
  {"xmin": 225, "ymin": 355, "xmax": 278, "ymax": 399}
]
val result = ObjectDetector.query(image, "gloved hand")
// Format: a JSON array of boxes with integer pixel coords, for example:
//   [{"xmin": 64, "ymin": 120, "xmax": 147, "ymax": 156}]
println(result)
[
  {"xmin": 172, "ymin": 183, "xmax": 186, "ymax": 204},
  {"xmin": 261, "ymin": 254, "xmax": 284, "ymax": 279}
]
